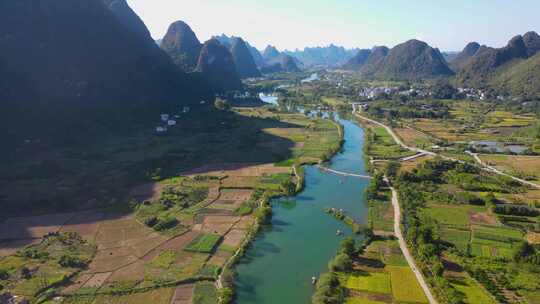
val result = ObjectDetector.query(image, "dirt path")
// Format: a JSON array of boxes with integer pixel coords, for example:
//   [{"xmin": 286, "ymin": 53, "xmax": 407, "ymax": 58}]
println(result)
[
  {"xmin": 466, "ymin": 151, "xmax": 540, "ymax": 189},
  {"xmin": 386, "ymin": 177, "xmax": 439, "ymax": 304}
]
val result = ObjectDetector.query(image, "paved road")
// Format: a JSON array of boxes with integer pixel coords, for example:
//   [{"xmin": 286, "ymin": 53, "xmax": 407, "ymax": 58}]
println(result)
[{"xmin": 386, "ymin": 177, "xmax": 439, "ymax": 304}]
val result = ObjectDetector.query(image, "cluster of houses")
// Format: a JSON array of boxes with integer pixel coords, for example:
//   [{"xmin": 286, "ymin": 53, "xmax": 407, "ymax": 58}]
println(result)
[
  {"xmin": 457, "ymin": 88, "xmax": 489, "ymax": 100},
  {"xmin": 155, "ymin": 106, "xmax": 190, "ymax": 133}
]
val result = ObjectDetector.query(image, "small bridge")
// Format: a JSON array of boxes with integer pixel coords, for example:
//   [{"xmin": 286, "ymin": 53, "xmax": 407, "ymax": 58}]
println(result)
[
  {"xmin": 317, "ymin": 166, "xmax": 372, "ymax": 179},
  {"xmin": 351, "ymin": 103, "xmax": 367, "ymax": 114}
]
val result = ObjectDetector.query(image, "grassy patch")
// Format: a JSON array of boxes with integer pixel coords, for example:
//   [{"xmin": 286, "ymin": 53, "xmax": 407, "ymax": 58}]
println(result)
[
  {"xmin": 450, "ymin": 277, "xmax": 496, "ymax": 304},
  {"xmin": 342, "ymin": 272, "xmax": 392, "ymax": 294},
  {"xmin": 345, "ymin": 297, "xmax": 386, "ymax": 304},
  {"xmin": 184, "ymin": 234, "xmax": 222, "ymax": 253},
  {"xmin": 193, "ymin": 282, "xmax": 218, "ymax": 304},
  {"xmin": 387, "ymin": 266, "xmax": 428, "ymax": 303}
]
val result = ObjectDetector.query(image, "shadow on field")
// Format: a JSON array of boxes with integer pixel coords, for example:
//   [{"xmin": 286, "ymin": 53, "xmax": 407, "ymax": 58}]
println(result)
[{"xmin": 0, "ymin": 108, "xmax": 301, "ymax": 250}]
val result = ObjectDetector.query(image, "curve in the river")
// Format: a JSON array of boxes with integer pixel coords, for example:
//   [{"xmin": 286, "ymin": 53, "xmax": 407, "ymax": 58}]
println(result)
[{"xmin": 234, "ymin": 116, "xmax": 370, "ymax": 304}]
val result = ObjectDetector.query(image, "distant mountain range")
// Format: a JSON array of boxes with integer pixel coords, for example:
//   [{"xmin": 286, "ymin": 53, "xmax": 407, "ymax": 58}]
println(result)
[{"xmin": 284, "ymin": 45, "xmax": 359, "ymax": 67}]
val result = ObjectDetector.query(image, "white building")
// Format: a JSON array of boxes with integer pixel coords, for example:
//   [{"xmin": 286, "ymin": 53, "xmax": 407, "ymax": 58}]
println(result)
[
  {"xmin": 160, "ymin": 114, "xmax": 169, "ymax": 122},
  {"xmin": 156, "ymin": 126, "xmax": 167, "ymax": 133},
  {"xmin": 167, "ymin": 120, "xmax": 177, "ymax": 126}
]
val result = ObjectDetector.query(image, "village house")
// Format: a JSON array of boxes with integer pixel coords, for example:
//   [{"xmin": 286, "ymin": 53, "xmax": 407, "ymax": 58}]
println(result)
[{"xmin": 155, "ymin": 126, "xmax": 167, "ymax": 133}]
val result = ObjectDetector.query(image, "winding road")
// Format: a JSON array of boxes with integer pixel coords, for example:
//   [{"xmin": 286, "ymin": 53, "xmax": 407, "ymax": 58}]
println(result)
[{"xmin": 356, "ymin": 112, "xmax": 540, "ymax": 304}]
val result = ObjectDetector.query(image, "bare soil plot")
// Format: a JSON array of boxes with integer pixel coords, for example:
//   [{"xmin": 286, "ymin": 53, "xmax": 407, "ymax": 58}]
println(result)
[
  {"xmin": 87, "ymin": 216, "xmax": 170, "ymax": 273},
  {"xmin": 60, "ymin": 211, "xmax": 106, "ymax": 240},
  {"xmin": 170, "ymin": 284, "xmax": 194, "ymax": 304},
  {"xmin": 207, "ymin": 250, "xmax": 233, "ymax": 268},
  {"xmin": 470, "ymin": 212, "xmax": 498, "ymax": 225},
  {"xmin": 233, "ymin": 216, "xmax": 255, "ymax": 229},
  {"xmin": 199, "ymin": 215, "xmax": 241, "ymax": 235},
  {"xmin": 221, "ymin": 176, "xmax": 259, "ymax": 188},
  {"xmin": 183, "ymin": 163, "xmax": 290, "ymax": 177},
  {"xmin": 93, "ymin": 288, "xmax": 175, "ymax": 304},
  {"xmin": 219, "ymin": 189, "xmax": 253, "ymax": 201},
  {"xmin": 394, "ymin": 127, "xmax": 432, "ymax": 148},
  {"xmin": 82, "ymin": 272, "xmax": 112, "ymax": 289},
  {"xmin": 222, "ymin": 229, "xmax": 247, "ymax": 248},
  {"xmin": 106, "ymin": 260, "xmax": 145, "ymax": 283}
]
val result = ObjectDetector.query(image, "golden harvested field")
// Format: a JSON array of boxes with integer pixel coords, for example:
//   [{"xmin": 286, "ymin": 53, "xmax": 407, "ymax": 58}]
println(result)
[
  {"xmin": 394, "ymin": 127, "xmax": 432, "ymax": 148},
  {"xmin": 482, "ymin": 111, "xmax": 536, "ymax": 128},
  {"xmin": 479, "ymin": 154, "xmax": 540, "ymax": 183},
  {"xmin": 399, "ymin": 155, "xmax": 434, "ymax": 173},
  {"xmin": 93, "ymin": 288, "xmax": 175, "ymax": 304}
]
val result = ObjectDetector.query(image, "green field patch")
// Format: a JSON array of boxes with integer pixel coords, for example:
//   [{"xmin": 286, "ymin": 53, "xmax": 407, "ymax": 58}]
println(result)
[
  {"xmin": 422, "ymin": 204, "xmax": 484, "ymax": 229},
  {"xmin": 193, "ymin": 282, "xmax": 218, "ymax": 304},
  {"xmin": 450, "ymin": 277, "xmax": 496, "ymax": 304},
  {"xmin": 440, "ymin": 228, "xmax": 471, "ymax": 253},
  {"xmin": 184, "ymin": 234, "xmax": 222, "ymax": 253},
  {"xmin": 345, "ymin": 297, "xmax": 387, "ymax": 304},
  {"xmin": 387, "ymin": 266, "xmax": 429, "ymax": 304},
  {"xmin": 148, "ymin": 250, "xmax": 176, "ymax": 269},
  {"xmin": 472, "ymin": 225, "xmax": 523, "ymax": 242},
  {"xmin": 342, "ymin": 271, "xmax": 392, "ymax": 294}
]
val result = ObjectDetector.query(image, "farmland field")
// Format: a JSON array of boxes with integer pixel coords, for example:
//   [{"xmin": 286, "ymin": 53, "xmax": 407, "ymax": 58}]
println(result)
[
  {"xmin": 184, "ymin": 234, "xmax": 222, "ymax": 253},
  {"xmin": 449, "ymin": 277, "xmax": 495, "ymax": 304},
  {"xmin": 387, "ymin": 266, "xmax": 429, "ymax": 303},
  {"xmin": 479, "ymin": 154, "xmax": 540, "ymax": 183},
  {"xmin": 342, "ymin": 272, "xmax": 392, "ymax": 294}
]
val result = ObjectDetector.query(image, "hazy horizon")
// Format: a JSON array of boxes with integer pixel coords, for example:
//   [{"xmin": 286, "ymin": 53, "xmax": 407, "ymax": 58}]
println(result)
[{"xmin": 127, "ymin": 0, "xmax": 539, "ymax": 52}]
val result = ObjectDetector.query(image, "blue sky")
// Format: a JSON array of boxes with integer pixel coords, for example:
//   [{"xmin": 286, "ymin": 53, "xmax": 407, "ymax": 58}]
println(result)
[{"xmin": 128, "ymin": 0, "xmax": 540, "ymax": 51}]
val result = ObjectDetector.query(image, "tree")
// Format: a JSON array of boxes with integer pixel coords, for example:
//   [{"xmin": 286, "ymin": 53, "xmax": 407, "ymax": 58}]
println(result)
[
  {"xmin": 339, "ymin": 237, "xmax": 356, "ymax": 257},
  {"xmin": 312, "ymin": 273, "xmax": 344, "ymax": 304},
  {"xmin": 513, "ymin": 241, "xmax": 535, "ymax": 262},
  {"xmin": 328, "ymin": 253, "xmax": 352, "ymax": 272}
]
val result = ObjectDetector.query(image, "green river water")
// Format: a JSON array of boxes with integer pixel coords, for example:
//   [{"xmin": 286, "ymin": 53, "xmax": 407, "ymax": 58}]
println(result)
[{"xmin": 234, "ymin": 116, "xmax": 370, "ymax": 304}]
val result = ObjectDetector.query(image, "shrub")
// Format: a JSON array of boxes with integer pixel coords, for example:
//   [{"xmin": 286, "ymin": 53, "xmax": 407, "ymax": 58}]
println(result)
[
  {"xmin": 0, "ymin": 269, "xmax": 8, "ymax": 280},
  {"xmin": 328, "ymin": 253, "xmax": 352, "ymax": 272},
  {"xmin": 312, "ymin": 273, "xmax": 344, "ymax": 304},
  {"xmin": 153, "ymin": 216, "xmax": 178, "ymax": 231},
  {"xmin": 59, "ymin": 255, "xmax": 87, "ymax": 268},
  {"xmin": 339, "ymin": 237, "xmax": 356, "ymax": 257}
]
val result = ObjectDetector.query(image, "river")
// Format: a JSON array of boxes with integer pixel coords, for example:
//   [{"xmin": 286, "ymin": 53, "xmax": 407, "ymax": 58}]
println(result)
[{"xmin": 234, "ymin": 116, "xmax": 370, "ymax": 304}]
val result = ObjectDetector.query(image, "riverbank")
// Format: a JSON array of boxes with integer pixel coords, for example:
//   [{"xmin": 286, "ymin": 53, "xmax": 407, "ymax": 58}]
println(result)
[
  {"xmin": 218, "ymin": 112, "xmax": 345, "ymax": 303},
  {"xmin": 233, "ymin": 115, "xmax": 370, "ymax": 304}
]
